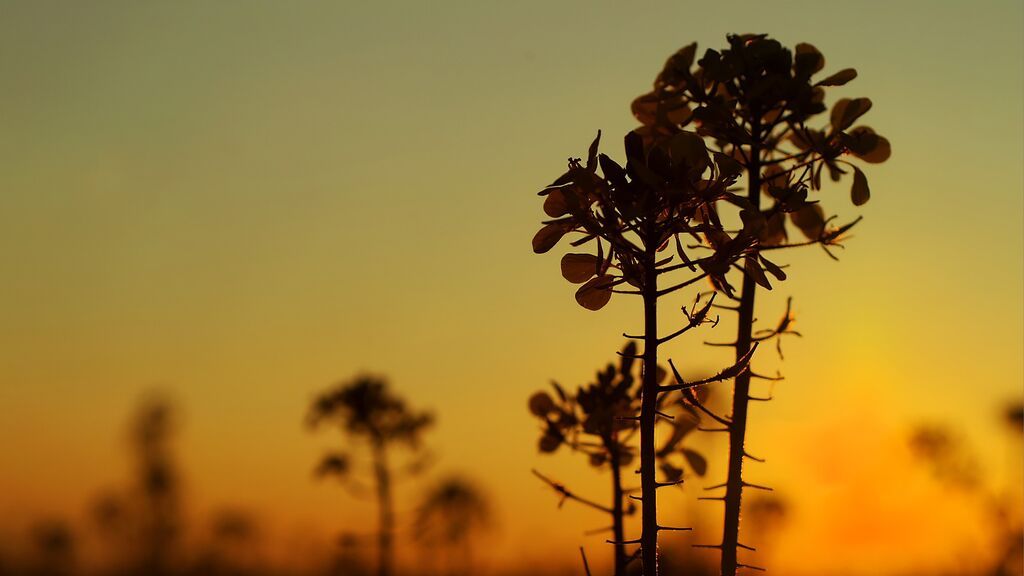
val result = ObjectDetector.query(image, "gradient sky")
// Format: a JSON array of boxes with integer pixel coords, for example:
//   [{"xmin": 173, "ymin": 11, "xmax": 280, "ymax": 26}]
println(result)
[{"xmin": 1, "ymin": 1, "xmax": 1021, "ymax": 574}]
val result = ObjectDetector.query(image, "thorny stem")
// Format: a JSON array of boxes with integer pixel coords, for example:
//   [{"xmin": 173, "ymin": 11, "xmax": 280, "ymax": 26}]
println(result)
[
  {"xmin": 609, "ymin": 436, "xmax": 627, "ymax": 575},
  {"xmin": 639, "ymin": 226, "xmax": 660, "ymax": 576},
  {"xmin": 721, "ymin": 119, "xmax": 762, "ymax": 576}
]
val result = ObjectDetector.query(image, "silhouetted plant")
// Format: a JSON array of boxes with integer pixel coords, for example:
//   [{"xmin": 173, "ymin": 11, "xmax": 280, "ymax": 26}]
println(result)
[
  {"xmin": 528, "ymin": 342, "xmax": 710, "ymax": 575},
  {"xmin": 910, "ymin": 403, "xmax": 1024, "ymax": 576},
  {"xmin": 306, "ymin": 375, "xmax": 433, "ymax": 576},
  {"xmin": 89, "ymin": 491, "xmax": 127, "ymax": 561},
  {"xmin": 630, "ymin": 34, "xmax": 890, "ymax": 575},
  {"xmin": 413, "ymin": 475, "xmax": 491, "ymax": 576},
  {"xmin": 132, "ymin": 396, "xmax": 181, "ymax": 576},
  {"xmin": 191, "ymin": 509, "xmax": 260, "ymax": 576},
  {"xmin": 909, "ymin": 425, "xmax": 980, "ymax": 489},
  {"xmin": 28, "ymin": 520, "xmax": 74, "ymax": 576},
  {"xmin": 532, "ymin": 90, "xmax": 758, "ymax": 573}
]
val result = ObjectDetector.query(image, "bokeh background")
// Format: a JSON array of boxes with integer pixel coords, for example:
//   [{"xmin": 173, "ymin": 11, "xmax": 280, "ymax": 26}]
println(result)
[{"xmin": 1, "ymin": 1, "xmax": 1021, "ymax": 575}]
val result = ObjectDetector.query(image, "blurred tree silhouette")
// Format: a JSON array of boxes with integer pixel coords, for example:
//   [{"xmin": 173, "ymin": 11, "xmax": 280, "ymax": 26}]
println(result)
[
  {"xmin": 131, "ymin": 396, "xmax": 181, "ymax": 576},
  {"xmin": 528, "ymin": 342, "xmax": 710, "ymax": 575},
  {"xmin": 28, "ymin": 520, "xmax": 74, "ymax": 576},
  {"xmin": 631, "ymin": 33, "xmax": 890, "ymax": 575},
  {"xmin": 532, "ymin": 102, "xmax": 760, "ymax": 573},
  {"xmin": 413, "ymin": 475, "xmax": 491, "ymax": 576},
  {"xmin": 190, "ymin": 509, "xmax": 260, "ymax": 576},
  {"xmin": 307, "ymin": 375, "xmax": 433, "ymax": 576},
  {"xmin": 910, "ymin": 402, "xmax": 1024, "ymax": 576}
]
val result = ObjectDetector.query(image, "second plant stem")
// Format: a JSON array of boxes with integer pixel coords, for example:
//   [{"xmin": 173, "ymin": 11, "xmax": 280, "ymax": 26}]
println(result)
[
  {"xmin": 721, "ymin": 130, "xmax": 763, "ymax": 576},
  {"xmin": 640, "ymin": 237, "xmax": 660, "ymax": 576}
]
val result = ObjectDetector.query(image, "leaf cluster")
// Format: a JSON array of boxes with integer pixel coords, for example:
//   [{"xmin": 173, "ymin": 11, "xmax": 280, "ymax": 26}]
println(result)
[
  {"xmin": 633, "ymin": 34, "xmax": 891, "ymax": 261},
  {"xmin": 533, "ymin": 129, "xmax": 756, "ymax": 308},
  {"xmin": 528, "ymin": 342, "xmax": 708, "ymax": 481},
  {"xmin": 307, "ymin": 376, "xmax": 434, "ymax": 485}
]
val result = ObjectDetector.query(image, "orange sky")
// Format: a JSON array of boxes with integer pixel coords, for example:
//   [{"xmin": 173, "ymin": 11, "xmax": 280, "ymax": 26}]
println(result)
[{"xmin": 0, "ymin": 1, "xmax": 1021, "ymax": 574}]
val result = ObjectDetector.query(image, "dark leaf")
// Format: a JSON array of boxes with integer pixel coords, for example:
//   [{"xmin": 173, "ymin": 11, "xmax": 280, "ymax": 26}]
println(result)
[
  {"xmin": 315, "ymin": 452, "xmax": 351, "ymax": 481},
  {"xmin": 543, "ymin": 188, "xmax": 569, "ymax": 217},
  {"xmin": 528, "ymin": 392, "xmax": 557, "ymax": 417},
  {"xmin": 631, "ymin": 93, "xmax": 658, "ymax": 125},
  {"xmin": 624, "ymin": 131, "xmax": 645, "ymax": 166},
  {"xmin": 538, "ymin": 434, "xmax": 561, "ymax": 453},
  {"xmin": 790, "ymin": 204, "xmax": 826, "ymax": 240},
  {"xmin": 682, "ymin": 448, "xmax": 707, "ymax": 476},
  {"xmin": 830, "ymin": 98, "xmax": 873, "ymax": 133},
  {"xmin": 550, "ymin": 381, "xmax": 567, "ymax": 402},
  {"xmin": 851, "ymin": 165, "xmax": 870, "ymax": 206},
  {"xmin": 740, "ymin": 209, "xmax": 766, "ymax": 235},
  {"xmin": 714, "ymin": 151, "xmax": 743, "ymax": 179},
  {"xmin": 561, "ymin": 253, "xmax": 600, "ymax": 283},
  {"xmin": 794, "ymin": 43, "xmax": 825, "ymax": 77},
  {"xmin": 598, "ymin": 154, "xmax": 628, "ymax": 187},
  {"xmin": 759, "ymin": 256, "xmax": 787, "ymax": 281},
  {"xmin": 858, "ymin": 135, "xmax": 891, "ymax": 163},
  {"xmin": 575, "ymin": 275, "xmax": 614, "ymax": 311},
  {"xmin": 668, "ymin": 131, "xmax": 710, "ymax": 175},
  {"xmin": 660, "ymin": 462, "xmax": 684, "ymax": 483},
  {"xmin": 744, "ymin": 257, "xmax": 773, "ymax": 290},
  {"xmin": 667, "ymin": 42, "xmax": 697, "ymax": 73},
  {"xmin": 817, "ymin": 68, "xmax": 857, "ymax": 86},
  {"xmin": 759, "ymin": 211, "xmax": 788, "ymax": 247},
  {"xmin": 585, "ymin": 130, "xmax": 601, "ymax": 171},
  {"xmin": 655, "ymin": 365, "xmax": 668, "ymax": 385},
  {"xmin": 532, "ymin": 221, "xmax": 571, "ymax": 254}
]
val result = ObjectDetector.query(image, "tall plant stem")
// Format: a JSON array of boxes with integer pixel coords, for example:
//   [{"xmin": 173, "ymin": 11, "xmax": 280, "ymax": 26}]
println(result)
[
  {"xmin": 372, "ymin": 439, "xmax": 395, "ymax": 576},
  {"xmin": 640, "ymin": 238, "xmax": 660, "ymax": 576},
  {"xmin": 610, "ymin": 439, "xmax": 626, "ymax": 575},
  {"xmin": 721, "ymin": 127, "xmax": 762, "ymax": 576}
]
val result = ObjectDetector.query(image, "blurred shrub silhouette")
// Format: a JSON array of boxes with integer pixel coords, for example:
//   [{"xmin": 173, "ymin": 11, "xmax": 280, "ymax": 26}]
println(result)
[
  {"xmin": 413, "ymin": 475, "xmax": 491, "ymax": 576},
  {"xmin": 131, "ymin": 397, "xmax": 181, "ymax": 576},
  {"xmin": 27, "ymin": 520, "xmax": 74, "ymax": 576},
  {"xmin": 307, "ymin": 375, "xmax": 433, "ymax": 576},
  {"xmin": 909, "ymin": 401, "xmax": 1024, "ymax": 576}
]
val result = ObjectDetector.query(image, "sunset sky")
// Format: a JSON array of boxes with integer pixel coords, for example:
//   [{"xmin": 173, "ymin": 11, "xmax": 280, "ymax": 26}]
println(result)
[{"xmin": 1, "ymin": 1, "xmax": 1021, "ymax": 574}]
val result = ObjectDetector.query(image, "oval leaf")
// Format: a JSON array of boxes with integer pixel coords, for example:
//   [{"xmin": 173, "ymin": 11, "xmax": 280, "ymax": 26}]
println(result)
[
  {"xmin": 759, "ymin": 256, "xmax": 787, "ymax": 281},
  {"xmin": 538, "ymin": 434, "xmax": 561, "ymax": 453},
  {"xmin": 790, "ymin": 204, "xmax": 826, "ymax": 240},
  {"xmin": 669, "ymin": 131, "xmax": 710, "ymax": 175},
  {"xmin": 859, "ymin": 135, "xmax": 891, "ymax": 163},
  {"xmin": 575, "ymin": 275, "xmax": 614, "ymax": 311},
  {"xmin": 682, "ymin": 448, "xmax": 708, "ymax": 477},
  {"xmin": 532, "ymin": 222, "xmax": 570, "ymax": 254},
  {"xmin": 794, "ymin": 43, "xmax": 825, "ymax": 77},
  {"xmin": 851, "ymin": 165, "xmax": 870, "ymax": 206},
  {"xmin": 528, "ymin": 391, "xmax": 556, "ymax": 416},
  {"xmin": 714, "ymin": 151, "xmax": 743, "ymax": 180},
  {"xmin": 830, "ymin": 97, "xmax": 872, "ymax": 133},
  {"xmin": 744, "ymin": 257, "xmax": 773, "ymax": 290},
  {"xmin": 560, "ymin": 253, "xmax": 599, "ymax": 283},
  {"xmin": 817, "ymin": 68, "xmax": 857, "ymax": 86},
  {"xmin": 759, "ymin": 211, "xmax": 788, "ymax": 247},
  {"xmin": 543, "ymin": 188, "xmax": 569, "ymax": 217}
]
